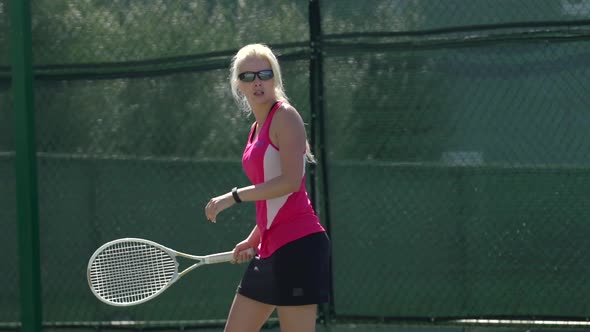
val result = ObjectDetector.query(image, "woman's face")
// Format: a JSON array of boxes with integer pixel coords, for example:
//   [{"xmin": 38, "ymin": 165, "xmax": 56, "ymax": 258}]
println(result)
[{"xmin": 237, "ymin": 56, "xmax": 276, "ymax": 106}]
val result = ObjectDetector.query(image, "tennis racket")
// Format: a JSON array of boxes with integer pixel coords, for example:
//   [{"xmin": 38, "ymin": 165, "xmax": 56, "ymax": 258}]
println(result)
[{"xmin": 87, "ymin": 238, "xmax": 254, "ymax": 306}]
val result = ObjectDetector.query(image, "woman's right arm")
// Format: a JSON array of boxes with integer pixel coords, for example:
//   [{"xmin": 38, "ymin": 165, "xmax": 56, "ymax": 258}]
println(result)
[{"xmin": 245, "ymin": 225, "xmax": 260, "ymax": 248}]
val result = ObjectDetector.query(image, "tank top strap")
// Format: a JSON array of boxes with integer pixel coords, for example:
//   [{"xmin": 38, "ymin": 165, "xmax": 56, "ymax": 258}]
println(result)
[{"xmin": 259, "ymin": 101, "xmax": 283, "ymax": 140}]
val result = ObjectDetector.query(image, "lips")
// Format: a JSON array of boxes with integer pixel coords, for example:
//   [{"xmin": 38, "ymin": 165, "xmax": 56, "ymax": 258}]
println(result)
[{"xmin": 254, "ymin": 91, "xmax": 264, "ymax": 96}]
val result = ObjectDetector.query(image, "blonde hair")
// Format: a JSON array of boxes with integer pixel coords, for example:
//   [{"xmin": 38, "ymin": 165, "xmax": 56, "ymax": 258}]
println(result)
[{"xmin": 230, "ymin": 44, "xmax": 315, "ymax": 163}]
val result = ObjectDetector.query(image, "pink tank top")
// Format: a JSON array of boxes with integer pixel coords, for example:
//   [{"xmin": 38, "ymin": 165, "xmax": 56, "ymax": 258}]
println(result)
[{"xmin": 242, "ymin": 101, "xmax": 325, "ymax": 258}]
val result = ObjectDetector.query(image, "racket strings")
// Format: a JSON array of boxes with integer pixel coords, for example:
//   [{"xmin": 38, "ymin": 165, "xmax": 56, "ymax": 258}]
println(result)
[
  {"xmin": 92, "ymin": 249, "xmax": 174, "ymax": 287},
  {"xmin": 90, "ymin": 244, "xmax": 174, "ymax": 302},
  {"xmin": 93, "ymin": 256, "xmax": 173, "ymax": 299},
  {"xmin": 89, "ymin": 241, "xmax": 177, "ymax": 304},
  {"xmin": 92, "ymin": 246, "xmax": 174, "ymax": 292}
]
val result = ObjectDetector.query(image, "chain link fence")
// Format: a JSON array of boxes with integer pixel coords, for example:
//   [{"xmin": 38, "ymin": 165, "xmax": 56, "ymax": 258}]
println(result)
[{"xmin": 2, "ymin": 0, "xmax": 590, "ymax": 330}]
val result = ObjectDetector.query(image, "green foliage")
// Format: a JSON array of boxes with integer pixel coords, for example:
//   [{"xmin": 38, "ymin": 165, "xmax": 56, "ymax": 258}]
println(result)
[{"xmin": 28, "ymin": 0, "xmax": 311, "ymax": 158}]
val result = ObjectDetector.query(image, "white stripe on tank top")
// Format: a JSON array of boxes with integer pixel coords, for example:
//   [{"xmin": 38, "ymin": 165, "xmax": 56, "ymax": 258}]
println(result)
[{"xmin": 263, "ymin": 145, "xmax": 306, "ymax": 229}]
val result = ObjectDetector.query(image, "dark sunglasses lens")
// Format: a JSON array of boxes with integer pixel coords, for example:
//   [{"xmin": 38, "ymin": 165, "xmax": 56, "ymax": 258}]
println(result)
[
  {"xmin": 258, "ymin": 70, "xmax": 274, "ymax": 81},
  {"xmin": 239, "ymin": 72, "xmax": 255, "ymax": 82}
]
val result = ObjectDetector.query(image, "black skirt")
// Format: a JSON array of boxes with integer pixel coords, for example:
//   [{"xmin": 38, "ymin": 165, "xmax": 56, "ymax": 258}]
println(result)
[{"xmin": 237, "ymin": 231, "xmax": 330, "ymax": 306}]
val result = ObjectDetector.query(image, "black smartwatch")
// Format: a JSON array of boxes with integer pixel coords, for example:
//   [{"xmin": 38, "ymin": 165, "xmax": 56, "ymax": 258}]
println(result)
[{"xmin": 231, "ymin": 187, "xmax": 242, "ymax": 203}]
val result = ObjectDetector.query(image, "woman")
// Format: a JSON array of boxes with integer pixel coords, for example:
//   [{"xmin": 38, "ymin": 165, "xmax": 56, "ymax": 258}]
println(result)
[{"xmin": 205, "ymin": 44, "xmax": 330, "ymax": 332}]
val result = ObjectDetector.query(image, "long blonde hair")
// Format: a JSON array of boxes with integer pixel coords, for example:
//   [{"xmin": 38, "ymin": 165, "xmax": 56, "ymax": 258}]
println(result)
[{"xmin": 229, "ymin": 44, "xmax": 315, "ymax": 163}]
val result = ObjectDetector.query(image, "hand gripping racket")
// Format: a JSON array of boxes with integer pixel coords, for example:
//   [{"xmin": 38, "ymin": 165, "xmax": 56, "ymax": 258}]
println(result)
[{"xmin": 87, "ymin": 238, "xmax": 254, "ymax": 306}]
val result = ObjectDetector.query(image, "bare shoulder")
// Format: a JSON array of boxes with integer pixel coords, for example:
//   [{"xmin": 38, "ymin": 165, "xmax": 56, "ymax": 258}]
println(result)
[
  {"xmin": 270, "ymin": 103, "xmax": 306, "ymax": 146},
  {"xmin": 274, "ymin": 103, "xmax": 304, "ymax": 127}
]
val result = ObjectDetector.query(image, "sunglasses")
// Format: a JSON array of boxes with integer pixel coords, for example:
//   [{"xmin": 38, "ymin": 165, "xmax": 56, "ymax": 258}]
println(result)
[{"xmin": 238, "ymin": 69, "xmax": 274, "ymax": 82}]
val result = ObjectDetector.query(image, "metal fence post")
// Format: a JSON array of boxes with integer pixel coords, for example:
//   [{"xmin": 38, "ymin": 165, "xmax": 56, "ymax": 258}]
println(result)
[
  {"xmin": 309, "ymin": 0, "xmax": 334, "ymax": 324},
  {"xmin": 11, "ymin": 0, "xmax": 42, "ymax": 331}
]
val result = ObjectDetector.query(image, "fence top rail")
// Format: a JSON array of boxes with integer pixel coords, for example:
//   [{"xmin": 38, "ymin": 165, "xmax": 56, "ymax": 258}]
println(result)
[
  {"xmin": 2, "ymin": 151, "xmax": 589, "ymax": 173},
  {"xmin": 0, "ymin": 151, "xmax": 15, "ymax": 159}
]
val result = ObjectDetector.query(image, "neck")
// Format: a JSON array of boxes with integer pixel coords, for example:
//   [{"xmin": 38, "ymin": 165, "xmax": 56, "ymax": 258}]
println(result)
[{"xmin": 252, "ymin": 100, "xmax": 278, "ymax": 124}]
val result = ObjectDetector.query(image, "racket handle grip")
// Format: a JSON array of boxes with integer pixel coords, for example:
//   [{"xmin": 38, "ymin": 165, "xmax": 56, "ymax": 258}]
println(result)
[{"xmin": 206, "ymin": 248, "xmax": 255, "ymax": 264}]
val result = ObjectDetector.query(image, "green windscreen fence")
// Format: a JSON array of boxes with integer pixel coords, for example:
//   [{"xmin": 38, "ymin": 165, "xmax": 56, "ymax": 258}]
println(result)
[{"xmin": 2, "ymin": 0, "xmax": 590, "ymax": 329}]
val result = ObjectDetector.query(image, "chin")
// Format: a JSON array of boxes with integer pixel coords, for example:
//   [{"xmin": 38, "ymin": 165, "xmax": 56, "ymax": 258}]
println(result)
[{"xmin": 251, "ymin": 95, "xmax": 273, "ymax": 104}]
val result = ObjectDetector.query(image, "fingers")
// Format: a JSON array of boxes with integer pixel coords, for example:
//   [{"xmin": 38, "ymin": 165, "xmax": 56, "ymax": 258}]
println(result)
[
  {"xmin": 205, "ymin": 193, "xmax": 235, "ymax": 223},
  {"xmin": 205, "ymin": 197, "xmax": 224, "ymax": 223},
  {"xmin": 205, "ymin": 199, "xmax": 217, "ymax": 223},
  {"xmin": 232, "ymin": 247, "xmax": 256, "ymax": 264}
]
